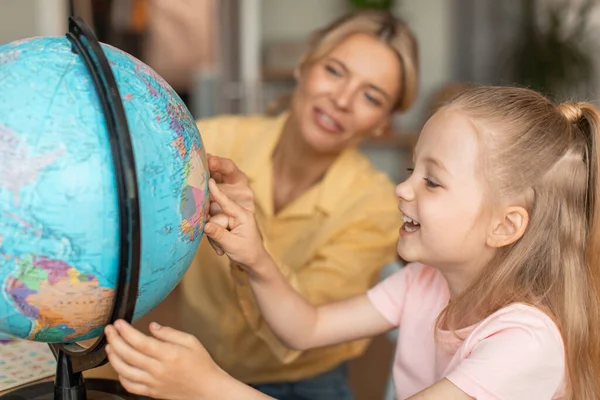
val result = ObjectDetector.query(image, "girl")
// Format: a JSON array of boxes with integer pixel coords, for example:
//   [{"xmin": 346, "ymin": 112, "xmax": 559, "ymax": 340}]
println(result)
[{"xmin": 104, "ymin": 86, "xmax": 600, "ymax": 399}]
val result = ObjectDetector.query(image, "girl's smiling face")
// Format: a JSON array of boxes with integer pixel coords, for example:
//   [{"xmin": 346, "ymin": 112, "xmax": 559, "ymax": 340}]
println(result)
[{"xmin": 395, "ymin": 108, "xmax": 497, "ymax": 274}]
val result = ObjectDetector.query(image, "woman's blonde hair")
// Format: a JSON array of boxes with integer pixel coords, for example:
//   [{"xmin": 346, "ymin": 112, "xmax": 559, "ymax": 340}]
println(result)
[
  {"xmin": 439, "ymin": 86, "xmax": 600, "ymax": 399},
  {"xmin": 267, "ymin": 10, "xmax": 419, "ymax": 115}
]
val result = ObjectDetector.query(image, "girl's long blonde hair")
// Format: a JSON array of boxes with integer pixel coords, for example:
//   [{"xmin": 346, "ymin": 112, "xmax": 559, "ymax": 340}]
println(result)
[
  {"xmin": 439, "ymin": 86, "xmax": 600, "ymax": 399},
  {"xmin": 267, "ymin": 10, "xmax": 419, "ymax": 115}
]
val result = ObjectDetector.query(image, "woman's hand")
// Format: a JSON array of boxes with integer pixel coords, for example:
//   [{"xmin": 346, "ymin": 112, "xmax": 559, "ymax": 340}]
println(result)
[
  {"xmin": 104, "ymin": 320, "xmax": 224, "ymax": 400},
  {"xmin": 207, "ymin": 155, "xmax": 254, "ymax": 212},
  {"xmin": 204, "ymin": 179, "xmax": 269, "ymax": 276},
  {"xmin": 205, "ymin": 155, "xmax": 255, "ymax": 256}
]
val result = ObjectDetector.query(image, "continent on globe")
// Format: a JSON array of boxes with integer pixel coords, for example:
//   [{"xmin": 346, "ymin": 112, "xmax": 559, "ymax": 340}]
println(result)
[
  {"xmin": 0, "ymin": 36, "xmax": 208, "ymax": 343},
  {"xmin": 180, "ymin": 143, "xmax": 208, "ymax": 242},
  {"xmin": 5, "ymin": 255, "xmax": 114, "ymax": 342},
  {"xmin": 0, "ymin": 125, "xmax": 64, "ymax": 206}
]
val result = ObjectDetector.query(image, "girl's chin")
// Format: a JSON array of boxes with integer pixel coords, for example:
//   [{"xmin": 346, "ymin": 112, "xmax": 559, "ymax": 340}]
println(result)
[{"xmin": 396, "ymin": 242, "xmax": 422, "ymax": 264}]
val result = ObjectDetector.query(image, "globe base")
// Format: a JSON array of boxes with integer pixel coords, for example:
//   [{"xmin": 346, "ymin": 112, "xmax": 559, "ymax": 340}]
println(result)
[{"xmin": 0, "ymin": 379, "xmax": 152, "ymax": 400}]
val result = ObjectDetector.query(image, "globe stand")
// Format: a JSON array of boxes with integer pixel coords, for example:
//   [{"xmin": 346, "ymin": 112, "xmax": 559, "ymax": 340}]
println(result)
[{"xmin": 0, "ymin": 16, "xmax": 147, "ymax": 400}]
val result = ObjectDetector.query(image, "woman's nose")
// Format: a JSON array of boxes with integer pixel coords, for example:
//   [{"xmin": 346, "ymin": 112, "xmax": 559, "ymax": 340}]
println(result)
[{"xmin": 331, "ymin": 84, "xmax": 353, "ymax": 111}]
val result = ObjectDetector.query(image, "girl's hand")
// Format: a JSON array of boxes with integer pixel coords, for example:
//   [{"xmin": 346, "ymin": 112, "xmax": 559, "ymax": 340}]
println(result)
[
  {"xmin": 205, "ymin": 155, "xmax": 255, "ymax": 256},
  {"xmin": 104, "ymin": 320, "xmax": 224, "ymax": 400},
  {"xmin": 204, "ymin": 179, "xmax": 268, "ymax": 275}
]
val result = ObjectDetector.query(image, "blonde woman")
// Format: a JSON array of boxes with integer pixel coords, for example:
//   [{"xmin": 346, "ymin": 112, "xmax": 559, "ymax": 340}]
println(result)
[{"xmin": 159, "ymin": 10, "xmax": 418, "ymax": 400}]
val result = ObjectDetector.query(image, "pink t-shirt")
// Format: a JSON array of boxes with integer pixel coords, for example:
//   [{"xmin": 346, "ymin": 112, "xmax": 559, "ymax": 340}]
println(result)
[{"xmin": 367, "ymin": 263, "xmax": 566, "ymax": 400}]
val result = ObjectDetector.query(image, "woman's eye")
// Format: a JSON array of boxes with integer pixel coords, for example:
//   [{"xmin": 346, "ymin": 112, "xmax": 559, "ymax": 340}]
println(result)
[
  {"xmin": 423, "ymin": 178, "xmax": 441, "ymax": 189},
  {"xmin": 325, "ymin": 65, "xmax": 341, "ymax": 76},
  {"xmin": 365, "ymin": 93, "xmax": 382, "ymax": 106}
]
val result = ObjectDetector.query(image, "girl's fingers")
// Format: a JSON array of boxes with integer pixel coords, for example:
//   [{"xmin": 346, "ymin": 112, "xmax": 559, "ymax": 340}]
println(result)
[
  {"xmin": 148, "ymin": 322, "xmax": 200, "ymax": 350},
  {"xmin": 209, "ymin": 201, "xmax": 222, "ymax": 216},
  {"xmin": 118, "ymin": 376, "xmax": 155, "ymax": 398},
  {"xmin": 105, "ymin": 325, "xmax": 159, "ymax": 368},
  {"xmin": 208, "ymin": 213, "xmax": 229, "ymax": 229},
  {"xmin": 110, "ymin": 320, "xmax": 164, "ymax": 360},
  {"xmin": 204, "ymin": 221, "xmax": 235, "ymax": 247},
  {"xmin": 207, "ymin": 237, "xmax": 224, "ymax": 256},
  {"xmin": 105, "ymin": 344, "xmax": 153, "ymax": 385}
]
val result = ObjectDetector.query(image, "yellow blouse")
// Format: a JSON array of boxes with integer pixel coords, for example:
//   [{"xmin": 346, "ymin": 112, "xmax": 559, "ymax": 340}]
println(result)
[{"xmin": 180, "ymin": 112, "xmax": 401, "ymax": 383}]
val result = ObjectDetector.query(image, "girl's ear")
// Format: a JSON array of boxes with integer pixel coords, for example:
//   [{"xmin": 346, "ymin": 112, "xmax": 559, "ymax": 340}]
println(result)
[{"xmin": 487, "ymin": 206, "xmax": 529, "ymax": 248}]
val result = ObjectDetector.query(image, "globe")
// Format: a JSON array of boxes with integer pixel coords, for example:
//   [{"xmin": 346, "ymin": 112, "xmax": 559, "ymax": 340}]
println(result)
[{"xmin": 0, "ymin": 36, "xmax": 208, "ymax": 344}]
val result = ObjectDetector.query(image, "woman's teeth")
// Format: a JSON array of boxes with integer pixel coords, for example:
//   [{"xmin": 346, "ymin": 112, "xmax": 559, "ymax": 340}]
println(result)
[{"xmin": 318, "ymin": 111, "xmax": 339, "ymax": 130}]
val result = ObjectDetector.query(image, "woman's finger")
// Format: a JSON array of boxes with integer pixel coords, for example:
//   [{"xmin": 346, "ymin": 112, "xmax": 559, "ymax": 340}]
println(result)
[
  {"xmin": 208, "ymin": 156, "xmax": 248, "ymax": 185},
  {"xmin": 211, "ymin": 171, "xmax": 223, "ymax": 184},
  {"xmin": 208, "ymin": 179, "xmax": 246, "ymax": 218}
]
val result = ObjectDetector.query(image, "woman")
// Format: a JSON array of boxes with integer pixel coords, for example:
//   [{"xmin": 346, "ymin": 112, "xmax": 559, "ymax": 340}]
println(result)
[{"xmin": 180, "ymin": 10, "xmax": 419, "ymax": 400}]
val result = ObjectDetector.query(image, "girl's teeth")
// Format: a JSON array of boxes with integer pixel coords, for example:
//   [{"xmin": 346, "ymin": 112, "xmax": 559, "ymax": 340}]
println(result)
[
  {"xmin": 404, "ymin": 224, "xmax": 418, "ymax": 233},
  {"xmin": 402, "ymin": 215, "xmax": 419, "ymax": 225}
]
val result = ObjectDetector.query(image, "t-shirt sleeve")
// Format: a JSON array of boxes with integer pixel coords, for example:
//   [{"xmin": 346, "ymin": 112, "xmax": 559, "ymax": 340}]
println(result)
[
  {"xmin": 366, "ymin": 263, "xmax": 421, "ymax": 326},
  {"xmin": 446, "ymin": 306, "xmax": 565, "ymax": 400}
]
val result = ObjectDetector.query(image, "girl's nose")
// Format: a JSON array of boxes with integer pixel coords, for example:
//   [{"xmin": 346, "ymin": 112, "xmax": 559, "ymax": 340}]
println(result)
[{"xmin": 395, "ymin": 179, "xmax": 415, "ymax": 202}]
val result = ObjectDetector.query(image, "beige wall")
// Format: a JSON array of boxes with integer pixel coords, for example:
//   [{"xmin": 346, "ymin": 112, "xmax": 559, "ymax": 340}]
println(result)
[{"xmin": 0, "ymin": 0, "xmax": 67, "ymax": 44}]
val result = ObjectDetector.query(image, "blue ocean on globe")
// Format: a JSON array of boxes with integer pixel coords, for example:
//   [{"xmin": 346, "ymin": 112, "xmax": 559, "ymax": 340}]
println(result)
[{"xmin": 0, "ymin": 36, "xmax": 209, "ymax": 343}]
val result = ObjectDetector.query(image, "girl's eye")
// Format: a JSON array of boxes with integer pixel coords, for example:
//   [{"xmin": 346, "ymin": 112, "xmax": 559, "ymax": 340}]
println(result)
[
  {"xmin": 406, "ymin": 168, "xmax": 441, "ymax": 189},
  {"xmin": 423, "ymin": 178, "xmax": 441, "ymax": 189}
]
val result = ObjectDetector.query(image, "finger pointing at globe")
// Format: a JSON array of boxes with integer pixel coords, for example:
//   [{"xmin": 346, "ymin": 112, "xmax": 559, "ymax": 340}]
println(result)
[
  {"xmin": 205, "ymin": 179, "xmax": 268, "ymax": 275},
  {"xmin": 204, "ymin": 155, "xmax": 256, "ymax": 257}
]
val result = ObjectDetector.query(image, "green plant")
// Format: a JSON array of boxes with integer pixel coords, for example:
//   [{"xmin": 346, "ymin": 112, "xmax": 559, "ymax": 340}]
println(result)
[
  {"xmin": 510, "ymin": 0, "xmax": 597, "ymax": 97},
  {"xmin": 349, "ymin": 0, "xmax": 395, "ymax": 10}
]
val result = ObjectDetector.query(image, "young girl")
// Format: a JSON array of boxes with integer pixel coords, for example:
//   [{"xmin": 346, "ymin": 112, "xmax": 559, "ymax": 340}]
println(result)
[{"xmin": 104, "ymin": 86, "xmax": 600, "ymax": 399}]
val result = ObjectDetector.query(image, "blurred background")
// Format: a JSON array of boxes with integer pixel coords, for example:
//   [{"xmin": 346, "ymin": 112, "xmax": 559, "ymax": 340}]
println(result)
[
  {"xmin": 1, "ymin": 1, "xmax": 599, "ymax": 398},
  {"xmin": 2, "ymin": 0, "xmax": 599, "ymax": 185}
]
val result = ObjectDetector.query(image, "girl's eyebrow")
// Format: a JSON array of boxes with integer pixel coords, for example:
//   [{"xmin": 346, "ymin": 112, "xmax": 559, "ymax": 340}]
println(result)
[
  {"xmin": 412, "ymin": 156, "xmax": 452, "ymax": 177},
  {"xmin": 424, "ymin": 157, "xmax": 449, "ymax": 175}
]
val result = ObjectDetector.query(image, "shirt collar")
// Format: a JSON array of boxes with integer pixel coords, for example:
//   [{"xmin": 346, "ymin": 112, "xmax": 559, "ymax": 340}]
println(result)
[{"xmin": 245, "ymin": 112, "xmax": 365, "ymax": 218}]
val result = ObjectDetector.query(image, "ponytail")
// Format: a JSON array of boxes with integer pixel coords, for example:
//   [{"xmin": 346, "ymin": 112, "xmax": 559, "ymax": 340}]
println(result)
[{"xmin": 558, "ymin": 101, "xmax": 600, "ymax": 399}]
